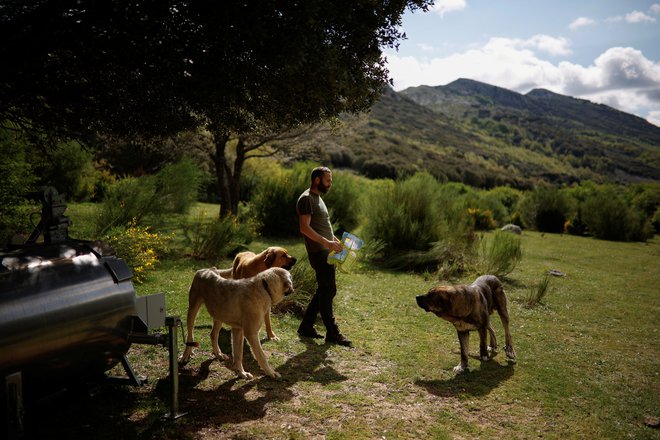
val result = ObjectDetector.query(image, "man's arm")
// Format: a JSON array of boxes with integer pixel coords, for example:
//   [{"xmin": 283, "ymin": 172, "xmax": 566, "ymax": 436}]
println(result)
[{"xmin": 299, "ymin": 214, "xmax": 342, "ymax": 252}]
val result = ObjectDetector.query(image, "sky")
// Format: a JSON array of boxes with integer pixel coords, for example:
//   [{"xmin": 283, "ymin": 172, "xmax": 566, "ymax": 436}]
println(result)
[{"xmin": 384, "ymin": 0, "xmax": 660, "ymax": 126}]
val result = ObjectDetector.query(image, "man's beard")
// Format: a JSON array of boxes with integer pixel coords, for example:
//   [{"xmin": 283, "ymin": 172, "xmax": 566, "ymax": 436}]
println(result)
[{"xmin": 318, "ymin": 182, "xmax": 329, "ymax": 194}]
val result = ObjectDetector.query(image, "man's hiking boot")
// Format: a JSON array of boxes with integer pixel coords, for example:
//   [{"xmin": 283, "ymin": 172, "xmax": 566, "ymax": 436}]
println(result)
[
  {"xmin": 297, "ymin": 327, "xmax": 324, "ymax": 339},
  {"xmin": 325, "ymin": 332, "xmax": 352, "ymax": 347}
]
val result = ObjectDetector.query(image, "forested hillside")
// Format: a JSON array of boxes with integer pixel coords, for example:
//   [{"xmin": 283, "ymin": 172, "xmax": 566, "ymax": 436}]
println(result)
[{"xmin": 292, "ymin": 79, "xmax": 660, "ymax": 188}]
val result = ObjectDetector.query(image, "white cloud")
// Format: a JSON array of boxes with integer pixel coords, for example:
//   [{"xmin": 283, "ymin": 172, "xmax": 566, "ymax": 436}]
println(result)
[
  {"xmin": 625, "ymin": 10, "xmax": 656, "ymax": 23},
  {"xmin": 607, "ymin": 10, "xmax": 657, "ymax": 24},
  {"xmin": 559, "ymin": 47, "xmax": 660, "ymax": 95},
  {"xmin": 385, "ymin": 36, "xmax": 564, "ymax": 92},
  {"xmin": 648, "ymin": 110, "xmax": 660, "ymax": 126},
  {"xmin": 523, "ymin": 35, "xmax": 572, "ymax": 56},
  {"xmin": 385, "ymin": 41, "xmax": 660, "ymax": 125},
  {"xmin": 569, "ymin": 17, "xmax": 596, "ymax": 30},
  {"xmin": 430, "ymin": 0, "xmax": 467, "ymax": 17},
  {"xmin": 651, "ymin": 4, "xmax": 660, "ymax": 15},
  {"xmin": 418, "ymin": 43, "xmax": 436, "ymax": 53}
]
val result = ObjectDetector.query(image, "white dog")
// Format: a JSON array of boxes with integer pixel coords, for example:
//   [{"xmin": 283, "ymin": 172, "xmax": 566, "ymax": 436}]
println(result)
[{"xmin": 179, "ymin": 267, "xmax": 294, "ymax": 379}]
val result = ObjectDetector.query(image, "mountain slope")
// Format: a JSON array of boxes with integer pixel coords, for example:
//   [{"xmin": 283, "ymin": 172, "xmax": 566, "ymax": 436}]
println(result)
[{"xmin": 291, "ymin": 81, "xmax": 660, "ymax": 187}]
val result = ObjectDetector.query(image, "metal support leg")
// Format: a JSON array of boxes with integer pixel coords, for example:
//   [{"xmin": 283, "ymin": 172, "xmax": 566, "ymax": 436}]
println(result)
[
  {"xmin": 3, "ymin": 372, "xmax": 24, "ymax": 440},
  {"xmin": 163, "ymin": 316, "xmax": 186, "ymax": 420}
]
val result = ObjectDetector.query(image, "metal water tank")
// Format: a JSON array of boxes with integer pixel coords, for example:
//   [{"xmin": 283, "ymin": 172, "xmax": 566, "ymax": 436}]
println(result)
[{"xmin": 0, "ymin": 241, "xmax": 136, "ymax": 389}]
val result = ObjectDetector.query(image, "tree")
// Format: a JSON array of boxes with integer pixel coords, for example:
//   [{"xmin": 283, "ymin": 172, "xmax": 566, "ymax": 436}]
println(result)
[{"xmin": 2, "ymin": 1, "xmax": 433, "ymax": 214}]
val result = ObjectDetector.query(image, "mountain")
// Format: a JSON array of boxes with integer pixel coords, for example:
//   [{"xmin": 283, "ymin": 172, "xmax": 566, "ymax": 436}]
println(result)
[{"xmin": 291, "ymin": 79, "xmax": 660, "ymax": 187}]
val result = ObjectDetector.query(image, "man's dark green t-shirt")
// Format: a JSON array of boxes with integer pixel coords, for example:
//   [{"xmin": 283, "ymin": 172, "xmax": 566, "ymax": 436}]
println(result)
[{"xmin": 296, "ymin": 189, "xmax": 333, "ymax": 253}]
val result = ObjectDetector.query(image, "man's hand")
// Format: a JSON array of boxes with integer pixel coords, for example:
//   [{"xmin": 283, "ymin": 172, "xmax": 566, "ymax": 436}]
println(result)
[{"xmin": 328, "ymin": 238, "xmax": 343, "ymax": 253}]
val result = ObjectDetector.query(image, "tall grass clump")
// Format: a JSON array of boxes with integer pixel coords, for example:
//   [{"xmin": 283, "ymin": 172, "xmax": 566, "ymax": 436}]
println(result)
[
  {"xmin": 96, "ymin": 159, "xmax": 202, "ymax": 235},
  {"xmin": 525, "ymin": 275, "xmax": 552, "ymax": 308},
  {"xmin": 183, "ymin": 211, "xmax": 255, "ymax": 260},
  {"xmin": 477, "ymin": 230, "xmax": 522, "ymax": 278},
  {"xmin": 273, "ymin": 254, "xmax": 317, "ymax": 316}
]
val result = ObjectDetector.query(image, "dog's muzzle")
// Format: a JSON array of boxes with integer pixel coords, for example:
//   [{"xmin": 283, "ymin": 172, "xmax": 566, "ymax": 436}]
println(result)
[
  {"xmin": 283, "ymin": 258, "xmax": 297, "ymax": 270},
  {"xmin": 416, "ymin": 295, "xmax": 429, "ymax": 312}
]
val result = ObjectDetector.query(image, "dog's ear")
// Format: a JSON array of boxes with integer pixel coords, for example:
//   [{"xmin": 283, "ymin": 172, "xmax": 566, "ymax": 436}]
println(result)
[{"xmin": 264, "ymin": 248, "xmax": 275, "ymax": 268}]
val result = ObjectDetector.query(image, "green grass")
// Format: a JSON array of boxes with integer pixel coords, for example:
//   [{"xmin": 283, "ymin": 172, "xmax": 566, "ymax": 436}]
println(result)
[{"xmin": 31, "ymin": 203, "xmax": 660, "ymax": 439}]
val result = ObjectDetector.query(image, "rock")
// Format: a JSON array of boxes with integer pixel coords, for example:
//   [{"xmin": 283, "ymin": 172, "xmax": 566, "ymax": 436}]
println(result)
[
  {"xmin": 501, "ymin": 224, "xmax": 522, "ymax": 234},
  {"xmin": 645, "ymin": 415, "xmax": 659, "ymax": 428}
]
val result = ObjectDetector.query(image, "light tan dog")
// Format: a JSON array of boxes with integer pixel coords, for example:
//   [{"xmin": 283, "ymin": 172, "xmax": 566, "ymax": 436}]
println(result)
[
  {"xmin": 179, "ymin": 267, "xmax": 294, "ymax": 379},
  {"xmin": 231, "ymin": 247, "xmax": 297, "ymax": 341}
]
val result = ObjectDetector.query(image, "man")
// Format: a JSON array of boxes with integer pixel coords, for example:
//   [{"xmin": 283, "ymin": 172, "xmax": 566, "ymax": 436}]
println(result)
[{"xmin": 296, "ymin": 166, "xmax": 352, "ymax": 347}]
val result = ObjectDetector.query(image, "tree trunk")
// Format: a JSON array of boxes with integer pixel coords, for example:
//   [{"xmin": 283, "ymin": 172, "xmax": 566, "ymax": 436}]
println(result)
[
  {"xmin": 209, "ymin": 125, "xmax": 250, "ymax": 217},
  {"xmin": 231, "ymin": 137, "xmax": 247, "ymax": 214},
  {"xmin": 209, "ymin": 124, "xmax": 232, "ymax": 217}
]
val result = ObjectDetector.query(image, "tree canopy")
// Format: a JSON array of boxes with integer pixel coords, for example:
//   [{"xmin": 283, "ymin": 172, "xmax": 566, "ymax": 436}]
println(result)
[{"xmin": 1, "ymin": 0, "xmax": 432, "ymax": 140}]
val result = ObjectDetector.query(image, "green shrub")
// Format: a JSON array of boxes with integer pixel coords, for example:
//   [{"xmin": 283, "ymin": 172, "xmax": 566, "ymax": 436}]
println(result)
[
  {"xmin": 363, "ymin": 172, "xmax": 440, "ymax": 254},
  {"xmin": 323, "ymin": 171, "xmax": 362, "ymax": 234},
  {"xmin": 517, "ymin": 184, "xmax": 571, "ymax": 233},
  {"xmin": 155, "ymin": 158, "xmax": 203, "ymax": 214},
  {"xmin": 41, "ymin": 141, "xmax": 98, "ymax": 201},
  {"xmin": 484, "ymin": 186, "xmax": 523, "ymax": 223},
  {"xmin": 477, "ymin": 231, "xmax": 523, "ymax": 278},
  {"xmin": 363, "ymin": 173, "xmax": 478, "ymax": 274},
  {"xmin": 250, "ymin": 163, "xmax": 362, "ymax": 237},
  {"xmin": 96, "ymin": 159, "xmax": 202, "ymax": 234},
  {"xmin": 653, "ymin": 207, "xmax": 660, "ymax": 233},
  {"xmin": 103, "ymin": 221, "xmax": 172, "ymax": 283},
  {"xmin": 250, "ymin": 164, "xmax": 308, "ymax": 237},
  {"xmin": 183, "ymin": 212, "xmax": 255, "ymax": 260},
  {"xmin": 468, "ymin": 207, "xmax": 496, "ymax": 230},
  {"xmin": 0, "ymin": 128, "xmax": 36, "ymax": 243},
  {"xmin": 581, "ymin": 187, "xmax": 653, "ymax": 241},
  {"xmin": 96, "ymin": 175, "xmax": 158, "ymax": 234}
]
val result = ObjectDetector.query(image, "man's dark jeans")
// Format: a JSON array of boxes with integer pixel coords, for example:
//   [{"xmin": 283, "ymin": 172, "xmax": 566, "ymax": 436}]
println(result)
[{"xmin": 299, "ymin": 249, "xmax": 339, "ymax": 335}]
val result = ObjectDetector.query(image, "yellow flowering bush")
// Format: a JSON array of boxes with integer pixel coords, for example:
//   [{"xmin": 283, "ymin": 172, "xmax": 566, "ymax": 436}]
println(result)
[
  {"xmin": 467, "ymin": 207, "xmax": 496, "ymax": 230},
  {"xmin": 104, "ymin": 220, "xmax": 172, "ymax": 283}
]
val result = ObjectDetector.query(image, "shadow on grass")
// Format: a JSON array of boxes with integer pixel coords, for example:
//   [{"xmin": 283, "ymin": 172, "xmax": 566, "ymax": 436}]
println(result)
[
  {"xmin": 20, "ymin": 329, "xmax": 346, "ymax": 439},
  {"xmin": 154, "ymin": 333, "xmax": 348, "ymax": 433},
  {"xmin": 21, "ymin": 379, "xmax": 148, "ymax": 439},
  {"xmin": 415, "ymin": 359, "xmax": 515, "ymax": 398}
]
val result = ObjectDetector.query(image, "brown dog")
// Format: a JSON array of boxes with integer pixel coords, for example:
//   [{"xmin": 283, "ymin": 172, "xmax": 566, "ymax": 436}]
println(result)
[
  {"xmin": 416, "ymin": 275, "xmax": 516, "ymax": 373},
  {"xmin": 231, "ymin": 247, "xmax": 297, "ymax": 341},
  {"xmin": 179, "ymin": 267, "xmax": 294, "ymax": 379}
]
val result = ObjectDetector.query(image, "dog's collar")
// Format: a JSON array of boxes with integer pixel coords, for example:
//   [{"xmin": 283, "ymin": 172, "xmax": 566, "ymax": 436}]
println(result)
[{"xmin": 262, "ymin": 279, "xmax": 273, "ymax": 300}]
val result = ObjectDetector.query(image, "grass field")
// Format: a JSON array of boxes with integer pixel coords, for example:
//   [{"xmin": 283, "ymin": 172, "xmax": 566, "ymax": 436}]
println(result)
[{"xmin": 26, "ymin": 203, "xmax": 660, "ymax": 439}]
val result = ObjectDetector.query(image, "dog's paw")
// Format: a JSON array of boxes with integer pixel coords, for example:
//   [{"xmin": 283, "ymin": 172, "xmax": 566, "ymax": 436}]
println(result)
[
  {"xmin": 480, "ymin": 355, "xmax": 490, "ymax": 362},
  {"xmin": 178, "ymin": 350, "xmax": 192, "ymax": 366},
  {"xmin": 214, "ymin": 352, "xmax": 230, "ymax": 361},
  {"xmin": 237, "ymin": 371, "xmax": 253, "ymax": 380},
  {"xmin": 453, "ymin": 364, "xmax": 465, "ymax": 374},
  {"xmin": 267, "ymin": 371, "xmax": 282, "ymax": 379},
  {"xmin": 267, "ymin": 334, "xmax": 281, "ymax": 342},
  {"xmin": 504, "ymin": 345, "xmax": 516, "ymax": 359}
]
